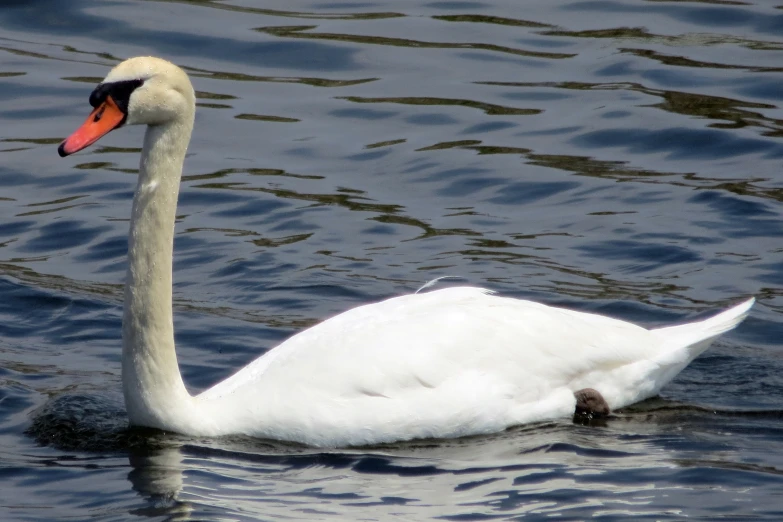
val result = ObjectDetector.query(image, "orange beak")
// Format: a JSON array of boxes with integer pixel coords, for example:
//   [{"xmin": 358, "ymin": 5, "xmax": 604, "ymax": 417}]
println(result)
[{"xmin": 58, "ymin": 96, "xmax": 126, "ymax": 157}]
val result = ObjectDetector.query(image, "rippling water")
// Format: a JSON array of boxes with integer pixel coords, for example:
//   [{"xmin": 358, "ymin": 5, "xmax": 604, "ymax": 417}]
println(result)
[{"xmin": 1, "ymin": 0, "xmax": 783, "ymax": 519}]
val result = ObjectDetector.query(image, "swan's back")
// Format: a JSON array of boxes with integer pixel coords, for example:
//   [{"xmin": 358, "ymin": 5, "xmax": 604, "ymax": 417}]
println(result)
[{"xmin": 200, "ymin": 288, "xmax": 650, "ymax": 400}]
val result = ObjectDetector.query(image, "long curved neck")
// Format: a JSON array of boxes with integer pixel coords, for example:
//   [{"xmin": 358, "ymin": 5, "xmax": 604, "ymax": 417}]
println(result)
[{"xmin": 122, "ymin": 115, "xmax": 195, "ymax": 429}]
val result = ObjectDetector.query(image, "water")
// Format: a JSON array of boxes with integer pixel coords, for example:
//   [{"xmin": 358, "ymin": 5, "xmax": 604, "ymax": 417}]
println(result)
[{"xmin": 1, "ymin": 0, "xmax": 782, "ymax": 519}]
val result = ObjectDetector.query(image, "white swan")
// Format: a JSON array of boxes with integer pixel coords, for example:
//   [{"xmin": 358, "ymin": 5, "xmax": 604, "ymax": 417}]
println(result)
[{"xmin": 58, "ymin": 57, "xmax": 754, "ymax": 447}]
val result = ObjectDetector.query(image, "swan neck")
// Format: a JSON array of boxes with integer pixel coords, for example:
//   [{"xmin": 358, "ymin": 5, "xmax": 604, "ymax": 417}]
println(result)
[{"xmin": 122, "ymin": 118, "xmax": 195, "ymax": 428}]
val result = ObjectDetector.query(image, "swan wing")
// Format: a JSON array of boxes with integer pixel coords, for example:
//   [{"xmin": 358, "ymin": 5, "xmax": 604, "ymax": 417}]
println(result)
[
  {"xmin": 199, "ymin": 287, "xmax": 655, "ymax": 399},
  {"xmin": 196, "ymin": 287, "xmax": 666, "ymax": 445}
]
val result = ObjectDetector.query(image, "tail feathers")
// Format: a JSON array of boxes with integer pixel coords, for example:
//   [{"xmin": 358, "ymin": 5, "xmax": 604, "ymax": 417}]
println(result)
[
  {"xmin": 653, "ymin": 297, "xmax": 755, "ymax": 349},
  {"xmin": 615, "ymin": 298, "xmax": 755, "ymax": 409}
]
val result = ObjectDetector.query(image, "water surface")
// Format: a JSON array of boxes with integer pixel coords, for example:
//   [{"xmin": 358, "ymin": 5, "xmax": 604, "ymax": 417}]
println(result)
[{"xmin": 1, "ymin": 0, "xmax": 783, "ymax": 520}]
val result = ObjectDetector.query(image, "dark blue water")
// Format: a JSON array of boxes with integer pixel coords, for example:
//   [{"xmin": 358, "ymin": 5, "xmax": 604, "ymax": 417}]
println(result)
[{"xmin": 1, "ymin": 0, "xmax": 782, "ymax": 519}]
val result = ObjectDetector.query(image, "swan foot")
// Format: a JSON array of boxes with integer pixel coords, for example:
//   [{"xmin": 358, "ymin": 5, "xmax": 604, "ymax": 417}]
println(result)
[{"xmin": 573, "ymin": 388, "xmax": 610, "ymax": 424}]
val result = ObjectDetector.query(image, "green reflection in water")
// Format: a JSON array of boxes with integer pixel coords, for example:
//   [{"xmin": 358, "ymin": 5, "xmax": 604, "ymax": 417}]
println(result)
[
  {"xmin": 542, "ymin": 25, "xmax": 783, "ymax": 52},
  {"xmin": 257, "ymin": 25, "xmax": 575, "ymax": 60},
  {"xmin": 417, "ymin": 140, "xmax": 482, "ymax": 151},
  {"xmin": 2, "ymin": 137, "xmax": 62, "ymax": 145},
  {"xmin": 619, "ymin": 47, "xmax": 783, "ymax": 73},
  {"xmin": 480, "ymin": 79, "xmax": 783, "ymax": 137},
  {"xmin": 144, "ymin": 0, "xmax": 405, "ymax": 20},
  {"xmin": 235, "ymin": 114, "xmax": 299, "ymax": 123},
  {"xmin": 433, "ymin": 14, "xmax": 552, "ymax": 29},
  {"xmin": 338, "ymin": 96, "xmax": 539, "ymax": 116},
  {"xmin": 185, "ymin": 65, "xmax": 379, "ymax": 88},
  {"xmin": 366, "ymin": 139, "xmax": 406, "ymax": 149}
]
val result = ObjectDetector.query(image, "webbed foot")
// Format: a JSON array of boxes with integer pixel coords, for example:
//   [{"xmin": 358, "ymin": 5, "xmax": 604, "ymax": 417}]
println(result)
[{"xmin": 573, "ymin": 388, "xmax": 610, "ymax": 419}]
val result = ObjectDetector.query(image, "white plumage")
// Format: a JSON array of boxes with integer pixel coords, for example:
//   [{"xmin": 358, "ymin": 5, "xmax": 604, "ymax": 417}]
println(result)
[
  {"xmin": 58, "ymin": 56, "xmax": 754, "ymax": 447},
  {"xmin": 196, "ymin": 287, "xmax": 752, "ymax": 446}
]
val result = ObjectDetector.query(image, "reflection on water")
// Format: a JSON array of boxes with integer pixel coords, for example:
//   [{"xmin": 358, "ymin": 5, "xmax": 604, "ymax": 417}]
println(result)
[
  {"xmin": 30, "ymin": 404, "xmax": 779, "ymax": 520},
  {"xmin": 1, "ymin": 0, "xmax": 783, "ymax": 519}
]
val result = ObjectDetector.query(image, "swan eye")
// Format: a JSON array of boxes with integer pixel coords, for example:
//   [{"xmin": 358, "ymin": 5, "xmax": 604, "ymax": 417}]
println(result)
[{"xmin": 89, "ymin": 79, "xmax": 145, "ymax": 113}]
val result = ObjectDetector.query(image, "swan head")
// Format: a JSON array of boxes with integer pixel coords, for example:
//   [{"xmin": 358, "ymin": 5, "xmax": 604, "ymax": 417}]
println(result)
[{"xmin": 58, "ymin": 56, "xmax": 195, "ymax": 157}]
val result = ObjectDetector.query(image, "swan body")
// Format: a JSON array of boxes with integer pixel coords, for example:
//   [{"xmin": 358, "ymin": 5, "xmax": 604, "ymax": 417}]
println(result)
[{"xmin": 58, "ymin": 57, "xmax": 754, "ymax": 447}]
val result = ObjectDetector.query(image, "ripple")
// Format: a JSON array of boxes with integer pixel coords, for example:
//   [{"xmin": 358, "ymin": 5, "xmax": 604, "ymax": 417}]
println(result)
[
  {"xmin": 2, "ymin": 0, "xmax": 782, "ymax": 520},
  {"xmin": 572, "ymin": 127, "xmax": 783, "ymax": 159},
  {"xmin": 22, "ymin": 220, "xmax": 109, "ymax": 253}
]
